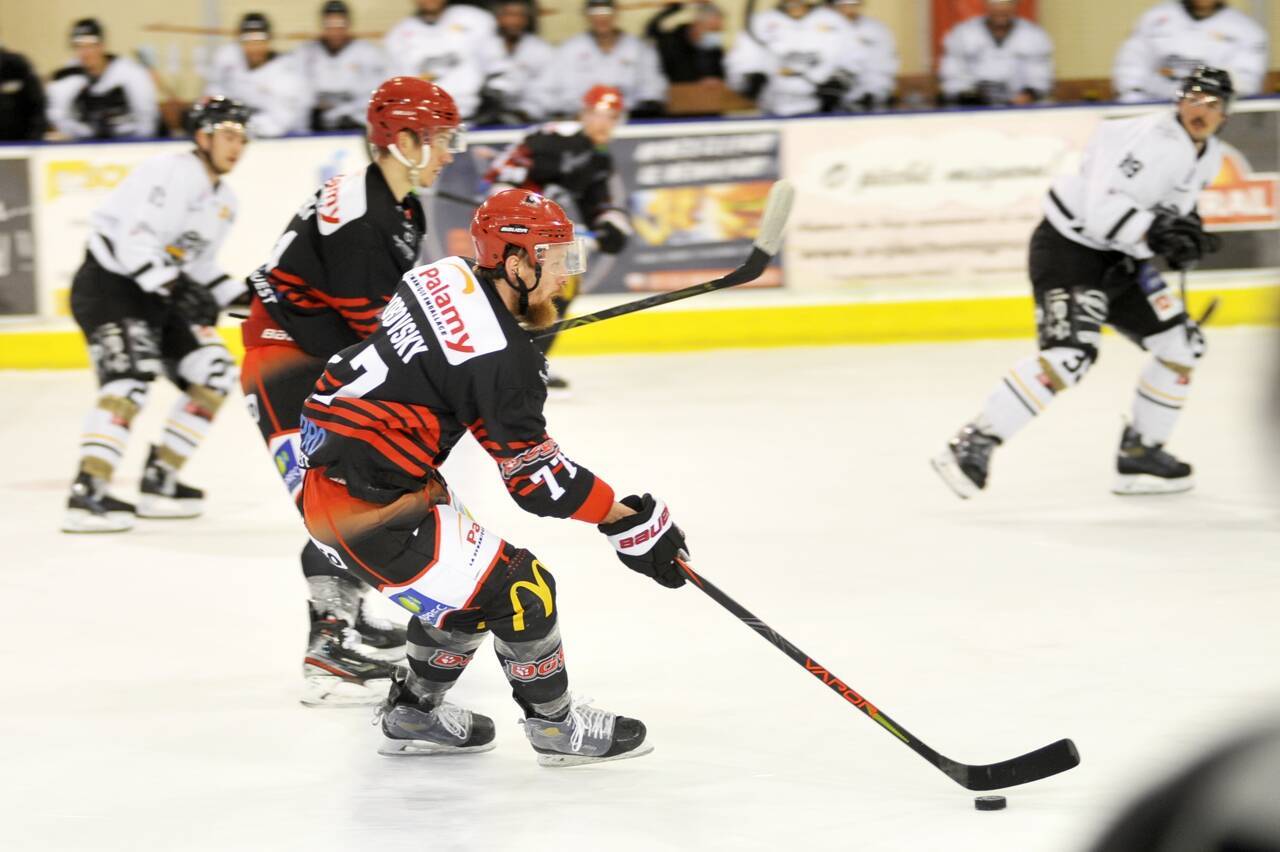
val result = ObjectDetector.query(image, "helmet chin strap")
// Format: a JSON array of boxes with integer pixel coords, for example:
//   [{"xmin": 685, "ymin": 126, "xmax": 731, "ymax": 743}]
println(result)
[
  {"xmin": 388, "ymin": 137, "xmax": 431, "ymax": 187},
  {"xmin": 505, "ymin": 261, "xmax": 542, "ymax": 316}
]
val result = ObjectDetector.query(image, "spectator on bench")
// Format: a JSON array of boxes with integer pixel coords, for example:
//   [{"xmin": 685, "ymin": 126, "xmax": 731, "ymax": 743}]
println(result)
[
  {"xmin": 828, "ymin": 0, "xmax": 898, "ymax": 110},
  {"xmin": 544, "ymin": 0, "xmax": 667, "ymax": 118},
  {"xmin": 294, "ymin": 1, "xmax": 387, "ymax": 131},
  {"xmin": 205, "ymin": 13, "xmax": 310, "ymax": 137},
  {"xmin": 938, "ymin": 0, "xmax": 1053, "ymax": 107},
  {"xmin": 47, "ymin": 19, "xmax": 158, "ymax": 140}
]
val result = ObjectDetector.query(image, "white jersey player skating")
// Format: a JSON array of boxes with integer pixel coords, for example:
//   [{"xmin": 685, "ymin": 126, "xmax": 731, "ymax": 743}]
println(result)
[
  {"xmin": 383, "ymin": 0, "xmax": 508, "ymax": 120},
  {"xmin": 62, "ymin": 98, "xmax": 250, "ymax": 533},
  {"xmin": 932, "ymin": 68, "xmax": 1231, "ymax": 499},
  {"xmin": 938, "ymin": 0, "xmax": 1054, "ymax": 106},
  {"xmin": 293, "ymin": 1, "xmax": 387, "ymax": 131},
  {"xmin": 726, "ymin": 0, "xmax": 861, "ymax": 117},
  {"xmin": 1113, "ymin": 0, "xmax": 1268, "ymax": 103},
  {"xmin": 204, "ymin": 13, "xmax": 310, "ymax": 137},
  {"xmin": 543, "ymin": 0, "xmax": 667, "ymax": 118},
  {"xmin": 46, "ymin": 18, "xmax": 158, "ymax": 140}
]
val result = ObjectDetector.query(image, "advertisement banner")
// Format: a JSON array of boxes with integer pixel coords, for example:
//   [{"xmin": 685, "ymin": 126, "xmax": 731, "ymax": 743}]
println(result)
[
  {"xmin": 1198, "ymin": 109, "xmax": 1280, "ymax": 271},
  {"xmin": 33, "ymin": 135, "xmax": 368, "ymax": 315},
  {"xmin": 0, "ymin": 156, "xmax": 36, "ymax": 315},
  {"xmin": 782, "ymin": 110, "xmax": 1101, "ymax": 298},
  {"xmin": 427, "ymin": 124, "xmax": 782, "ymax": 295}
]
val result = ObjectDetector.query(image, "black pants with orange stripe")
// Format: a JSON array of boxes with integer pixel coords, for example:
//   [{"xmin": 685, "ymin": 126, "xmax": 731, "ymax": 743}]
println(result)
[
  {"xmin": 240, "ymin": 342, "xmax": 346, "ymax": 580},
  {"xmin": 301, "ymin": 468, "xmax": 570, "ymax": 716}
]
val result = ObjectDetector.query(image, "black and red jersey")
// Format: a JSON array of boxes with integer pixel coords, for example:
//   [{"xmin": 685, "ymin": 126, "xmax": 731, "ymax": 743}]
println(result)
[
  {"xmin": 299, "ymin": 256, "xmax": 615, "ymax": 523},
  {"xmin": 245, "ymin": 163, "xmax": 425, "ymax": 357},
  {"xmin": 484, "ymin": 121, "xmax": 625, "ymax": 228}
]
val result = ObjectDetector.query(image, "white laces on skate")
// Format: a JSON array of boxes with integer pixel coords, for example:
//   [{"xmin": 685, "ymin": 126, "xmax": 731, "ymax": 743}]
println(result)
[
  {"xmin": 433, "ymin": 702, "xmax": 470, "ymax": 739},
  {"xmin": 566, "ymin": 698, "xmax": 615, "ymax": 753}
]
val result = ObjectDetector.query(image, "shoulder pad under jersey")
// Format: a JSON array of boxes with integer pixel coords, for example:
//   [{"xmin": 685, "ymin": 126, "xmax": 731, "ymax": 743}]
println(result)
[{"xmin": 316, "ymin": 171, "xmax": 369, "ymax": 236}]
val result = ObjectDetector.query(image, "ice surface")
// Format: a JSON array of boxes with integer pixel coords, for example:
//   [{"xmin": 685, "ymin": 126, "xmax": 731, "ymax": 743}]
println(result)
[{"xmin": 2, "ymin": 329, "xmax": 1278, "ymax": 852}]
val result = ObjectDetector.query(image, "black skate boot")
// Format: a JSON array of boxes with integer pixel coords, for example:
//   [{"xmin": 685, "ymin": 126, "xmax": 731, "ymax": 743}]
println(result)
[
  {"xmin": 137, "ymin": 446, "xmax": 204, "ymax": 519},
  {"xmin": 1112, "ymin": 425, "xmax": 1194, "ymax": 495},
  {"xmin": 931, "ymin": 423, "xmax": 1002, "ymax": 499},
  {"xmin": 302, "ymin": 615, "xmax": 398, "ymax": 708},
  {"xmin": 354, "ymin": 590, "xmax": 408, "ymax": 660},
  {"xmin": 376, "ymin": 669, "xmax": 496, "ymax": 756},
  {"xmin": 62, "ymin": 471, "xmax": 135, "ymax": 533},
  {"xmin": 521, "ymin": 697, "xmax": 652, "ymax": 767}
]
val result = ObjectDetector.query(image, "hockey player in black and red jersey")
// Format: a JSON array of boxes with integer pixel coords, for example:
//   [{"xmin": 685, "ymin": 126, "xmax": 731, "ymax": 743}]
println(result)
[
  {"xmin": 240, "ymin": 77, "xmax": 464, "ymax": 706},
  {"xmin": 484, "ymin": 84, "xmax": 633, "ymax": 394},
  {"xmin": 62, "ymin": 97, "xmax": 249, "ymax": 533},
  {"xmin": 297, "ymin": 190, "xmax": 688, "ymax": 764},
  {"xmin": 932, "ymin": 67, "xmax": 1231, "ymax": 499}
]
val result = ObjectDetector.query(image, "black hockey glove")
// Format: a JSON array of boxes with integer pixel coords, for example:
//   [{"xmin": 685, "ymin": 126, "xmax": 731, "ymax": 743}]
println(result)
[
  {"xmin": 1147, "ymin": 210, "xmax": 1207, "ymax": 270},
  {"xmin": 743, "ymin": 72, "xmax": 768, "ymax": 100},
  {"xmin": 817, "ymin": 69, "xmax": 856, "ymax": 113},
  {"xmin": 594, "ymin": 221, "xmax": 628, "ymax": 255},
  {"xmin": 598, "ymin": 494, "xmax": 688, "ymax": 589},
  {"xmin": 169, "ymin": 275, "xmax": 220, "ymax": 327}
]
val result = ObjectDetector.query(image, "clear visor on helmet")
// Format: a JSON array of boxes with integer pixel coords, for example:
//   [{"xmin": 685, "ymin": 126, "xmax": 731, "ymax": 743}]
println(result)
[
  {"xmin": 1177, "ymin": 87, "xmax": 1226, "ymax": 111},
  {"xmin": 534, "ymin": 238, "xmax": 587, "ymax": 277},
  {"xmin": 206, "ymin": 120, "xmax": 249, "ymax": 139},
  {"xmin": 433, "ymin": 124, "xmax": 467, "ymax": 154}
]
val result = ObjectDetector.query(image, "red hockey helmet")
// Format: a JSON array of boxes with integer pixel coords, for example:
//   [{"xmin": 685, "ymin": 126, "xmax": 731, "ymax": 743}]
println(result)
[
  {"xmin": 582, "ymin": 84, "xmax": 625, "ymax": 115},
  {"xmin": 367, "ymin": 76, "xmax": 463, "ymax": 151},
  {"xmin": 471, "ymin": 190, "xmax": 585, "ymax": 276}
]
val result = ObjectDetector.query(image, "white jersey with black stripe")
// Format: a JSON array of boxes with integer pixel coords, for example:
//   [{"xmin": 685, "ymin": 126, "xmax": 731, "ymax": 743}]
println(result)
[{"xmin": 1042, "ymin": 110, "xmax": 1222, "ymax": 259}]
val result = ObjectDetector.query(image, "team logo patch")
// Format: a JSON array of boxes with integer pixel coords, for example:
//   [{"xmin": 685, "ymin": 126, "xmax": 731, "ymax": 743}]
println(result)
[
  {"xmin": 504, "ymin": 647, "xmax": 565, "ymax": 682},
  {"xmin": 270, "ymin": 433, "xmax": 304, "ymax": 494},
  {"xmin": 427, "ymin": 649, "xmax": 473, "ymax": 669},
  {"xmin": 390, "ymin": 589, "xmax": 453, "ymax": 625},
  {"xmin": 299, "ymin": 415, "xmax": 326, "ymax": 461}
]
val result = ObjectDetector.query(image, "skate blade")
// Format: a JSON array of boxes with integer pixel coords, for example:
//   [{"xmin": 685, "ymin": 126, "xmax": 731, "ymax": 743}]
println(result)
[
  {"xmin": 300, "ymin": 676, "xmax": 391, "ymax": 708},
  {"xmin": 1112, "ymin": 473, "xmax": 1195, "ymax": 495},
  {"xmin": 61, "ymin": 508, "xmax": 134, "ymax": 533},
  {"xmin": 536, "ymin": 742, "xmax": 654, "ymax": 768},
  {"xmin": 378, "ymin": 738, "xmax": 497, "ymax": 756},
  {"xmin": 136, "ymin": 495, "xmax": 203, "ymax": 519},
  {"xmin": 930, "ymin": 452, "xmax": 979, "ymax": 500}
]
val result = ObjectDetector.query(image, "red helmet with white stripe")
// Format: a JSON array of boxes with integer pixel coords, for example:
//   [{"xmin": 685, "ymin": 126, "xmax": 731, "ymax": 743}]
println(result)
[
  {"xmin": 471, "ymin": 190, "xmax": 577, "ymax": 269},
  {"xmin": 366, "ymin": 76, "xmax": 461, "ymax": 148},
  {"xmin": 582, "ymin": 84, "xmax": 625, "ymax": 115}
]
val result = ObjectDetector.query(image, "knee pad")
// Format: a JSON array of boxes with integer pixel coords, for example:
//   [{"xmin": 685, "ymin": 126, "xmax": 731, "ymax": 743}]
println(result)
[
  {"xmin": 1036, "ymin": 346, "xmax": 1095, "ymax": 393},
  {"xmin": 96, "ymin": 378, "xmax": 150, "ymax": 423},
  {"xmin": 176, "ymin": 343, "xmax": 238, "ymax": 406},
  {"xmin": 1143, "ymin": 324, "xmax": 1205, "ymax": 373},
  {"xmin": 1037, "ymin": 287, "xmax": 1106, "ymax": 363},
  {"xmin": 87, "ymin": 320, "xmax": 163, "ymax": 384}
]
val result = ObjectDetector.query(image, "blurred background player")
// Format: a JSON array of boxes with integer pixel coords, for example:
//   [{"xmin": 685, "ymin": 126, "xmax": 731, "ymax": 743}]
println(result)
[
  {"xmin": 293, "ymin": 0, "xmax": 387, "ymax": 132},
  {"xmin": 484, "ymin": 84, "xmax": 632, "ymax": 395},
  {"xmin": 62, "ymin": 98, "xmax": 249, "ymax": 533},
  {"xmin": 828, "ymin": 0, "xmax": 899, "ymax": 110},
  {"xmin": 383, "ymin": 0, "xmax": 508, "ymax": 121},
  {"xmin": 0, "ymin": 36, "xmax": 46, "ymax": 140},
  {"xmin": 240, "ymin": 78, "xmax": 464, "ymax": 706},
  {"xmin": 544, "ymin": 0, "xmax": 668, "ymax": 118},
  {"xmin": 938, "ymin": 0, "xmax": 1054, "ymax": 106},
  {"xmin": 204, "ymin": 13, "xmax": 310, "ymax": 137},
  {"xmin": 931, "ymin": 67, "xmax": 1232, "ymax": 499},
  {"xmin": 46, "ymin": 18, "xmax": 158, "ymax": 140},
  {"xmin": 725, "ymin": 0, "xmax": 863, "ymax": 117},
  {"xmin": 485, "ymin": 0, "xmax": 555, "ymax": 124},
  {"xmin": 644, "ymin": 1, "xmax": 726, "ymax": 86},
  {"xmin": 1113, "ymin": 0, "xmax": 1268, "ymax": 103},
  {"xmin": 297, "ymin": 189, "xmax": 690, "ymax": 763}
]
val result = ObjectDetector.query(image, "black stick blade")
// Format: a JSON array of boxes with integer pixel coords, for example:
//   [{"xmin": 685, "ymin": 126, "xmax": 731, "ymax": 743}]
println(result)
[{"xmin": 941, "ymin": 738, "xmax": 1081, "ymax": 791}]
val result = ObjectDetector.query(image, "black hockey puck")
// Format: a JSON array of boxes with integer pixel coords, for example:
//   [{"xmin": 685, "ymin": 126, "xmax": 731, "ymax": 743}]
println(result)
[{"xmin": 975, "ymin": 796, "xmax": 1007, "ymax": 811}]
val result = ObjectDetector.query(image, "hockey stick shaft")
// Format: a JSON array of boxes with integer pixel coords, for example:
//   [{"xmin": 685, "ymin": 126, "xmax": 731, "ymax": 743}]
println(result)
[
  {"xmin": 532, "ymin": 179, "xmax": 794, "ymax": 339},
  {"xmin": 676, "ymin": 556, "xmax": 1080, "ymax": 790}
]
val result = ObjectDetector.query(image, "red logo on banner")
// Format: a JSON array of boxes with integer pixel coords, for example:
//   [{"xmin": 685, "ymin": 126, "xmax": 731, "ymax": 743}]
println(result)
[{"xmin": 1200, "ymin": 147, "xmax": 1280, "ymax": 230}]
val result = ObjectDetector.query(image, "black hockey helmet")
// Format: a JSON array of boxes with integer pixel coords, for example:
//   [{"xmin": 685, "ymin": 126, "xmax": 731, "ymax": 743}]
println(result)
[
  {"xmin": 185, "ymin": 96, "xmax": 251, "ymax": 136},
  {"xmin": 1176, "ymin": 66, "xmax": 1235, "ymax": 110}
]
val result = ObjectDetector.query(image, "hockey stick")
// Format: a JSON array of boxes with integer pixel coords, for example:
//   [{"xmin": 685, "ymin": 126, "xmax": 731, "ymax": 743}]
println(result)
[
  {"xmin": 675, "ymin": 556, "xmax": 1080, "ymax": 790},
  {"xmin": 531, "ymin": 179, "xmax": 794, "ymax": 339}
]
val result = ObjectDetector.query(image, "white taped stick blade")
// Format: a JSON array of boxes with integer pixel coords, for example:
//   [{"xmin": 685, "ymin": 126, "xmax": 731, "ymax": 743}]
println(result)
[{"xmin": 752, "ymin": 179, "xmax": 795, "ymax": 257}]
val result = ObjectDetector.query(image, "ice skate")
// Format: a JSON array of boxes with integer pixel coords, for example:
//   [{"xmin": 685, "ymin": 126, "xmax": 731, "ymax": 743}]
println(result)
[
  {"xmin": 1112, "ymin": 425, "xmax": 1194, "ymax": 495},
  {"xmin": 301, "ymin": 616, "xmax": 398, "ymax": 707},
  {"xmin": 931, "ymin": 423, "xmax": 1002, "ymax": 499},
  {"xmin": 354, "ymin": 591, "xmax": 408, "ymax": 662},
  {"xmin": 521, "ymin": 696, "xmax": 652, "ymax": 767},
  {"xmin": 376, "ymin": 670, "xmax": 496, "ymax": 755},
  {"xmin": 136, "ymin": 446, "xmax": 204, "ymax": 519},
  {"xmin": 62, "ymin": 472, "xmax": 135, "ymax": 533}
]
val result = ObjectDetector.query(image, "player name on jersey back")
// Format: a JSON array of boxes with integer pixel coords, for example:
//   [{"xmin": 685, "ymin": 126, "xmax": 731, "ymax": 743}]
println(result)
[{"xmin": 398, "ymin": 258, "xmax": 509, "ymax": 366}]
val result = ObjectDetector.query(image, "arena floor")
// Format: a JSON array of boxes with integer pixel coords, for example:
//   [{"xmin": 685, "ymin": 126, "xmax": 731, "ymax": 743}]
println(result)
[{"xmin": 3, "ymin": 328, "xmax": 1278, "ymax": 852}]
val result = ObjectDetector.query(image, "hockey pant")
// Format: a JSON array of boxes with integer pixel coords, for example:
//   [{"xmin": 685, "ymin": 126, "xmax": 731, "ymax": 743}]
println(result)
[{"xmin": 301, "ymin": 468, "xmax": 570, "ymax": 718}]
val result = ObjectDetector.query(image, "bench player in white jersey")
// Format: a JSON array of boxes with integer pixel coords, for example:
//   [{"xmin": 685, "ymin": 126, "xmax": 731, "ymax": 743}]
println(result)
[
  {"xmin": 62, "ymin": 98, "xmax": 250, "ymax": 533},
  {"xmin": 298, "ymin": 190, "xmax": 690, "ymax": 763},
  {"xmin": 204, "ymin": 13, "xmax": 310, "ymax": 137},
  {"xmin": 938, "ymin": 0, "xmax": 1054, "ymax": 107},
  {"xmin": 827, "ymin": 0, "xmax": 899, "ymax": 109},
  {"xmin": 46, "ymin": 18, "xmax": 158, "ymax": 140},
  {"xmin": 1113, "ymin": 0, "xmax": 1268, "ymax": 103},
  {"xmin": 383, "ymin": 0, "xmax": 508, "ymax": 120},
  {"xmin": 292, "ymin": 0, "xmax": 388, "ymax": 131},
  {"xmin": 932, "ymin": 68, "xmax": 1231, "ymax": 499},
  {"xmin": 544, "ymin": 0, "xmax": 668, "ymax": 118}
]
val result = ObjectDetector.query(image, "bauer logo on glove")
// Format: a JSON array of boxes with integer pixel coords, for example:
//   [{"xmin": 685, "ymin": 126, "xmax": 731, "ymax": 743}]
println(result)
[{"xmin": 599, "ymin": 494, "xmax": 688, "ymax": 589}]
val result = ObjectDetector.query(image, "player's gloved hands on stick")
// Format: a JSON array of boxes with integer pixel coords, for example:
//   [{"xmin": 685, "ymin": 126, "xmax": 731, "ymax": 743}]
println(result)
[
  {"xmin": 1147, "ymin": 209, "xmax": 1221, "ymax": 270},
  {"xmin": 594, "ymin": 220, "xmax": 627, "ymax": 254},
  {"xmin": 598, "ymin": 493, "xmax": 688, "ymax": 589},
  {"xmin": 169, "ymin": 275, "xmax": 220, "ymax": 327}
]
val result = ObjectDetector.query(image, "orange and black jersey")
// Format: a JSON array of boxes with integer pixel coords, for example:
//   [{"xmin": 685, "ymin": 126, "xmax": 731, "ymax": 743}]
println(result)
[
  {"xmin": 300, "ymin": 256, "xmax": 616, "ymax": 523},
  {"xmin": 249, "ymin": 163, "xmax": 425, "ymax": 357},
  {"xmin": 485, "ymin": 121, "xmax": 623, "ymax": 227}
]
